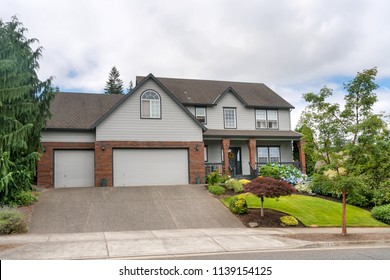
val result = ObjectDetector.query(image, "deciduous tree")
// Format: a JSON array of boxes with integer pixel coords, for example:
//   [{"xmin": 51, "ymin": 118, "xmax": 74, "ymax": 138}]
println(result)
[{"xmin": 299, "ymin": 67, "xmax": 388, "ymax": 235}]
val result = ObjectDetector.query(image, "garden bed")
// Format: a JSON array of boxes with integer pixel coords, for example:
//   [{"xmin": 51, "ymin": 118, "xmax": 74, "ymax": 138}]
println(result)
[{"xmin": 236, "ymin": 208, "xmax": 305, "ymax": 228}]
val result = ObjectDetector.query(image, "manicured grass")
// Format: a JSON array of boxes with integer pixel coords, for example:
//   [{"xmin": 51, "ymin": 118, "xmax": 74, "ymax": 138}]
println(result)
[{"xmin": 221, "ymin": 193, "xmax": 388, "ymax": 227}]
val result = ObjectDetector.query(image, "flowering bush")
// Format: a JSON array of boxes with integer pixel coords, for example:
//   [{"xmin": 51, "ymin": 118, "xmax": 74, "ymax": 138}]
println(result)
[
  {"xmin": 226, "ymin": 179, "xmax": 244, "ymax": 193},
  {"xmin": 295, "ymin": 181, "xmax": 313, "ymax": 194},
  {"xmin": 259, "ymin": 163, "xmax": 307, "ymax": 185}
]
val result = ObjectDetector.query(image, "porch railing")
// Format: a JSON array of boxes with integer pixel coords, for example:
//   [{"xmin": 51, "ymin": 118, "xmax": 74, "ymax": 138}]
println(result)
[{"xmin": 205, "ymin": 163, "xmax": 223, "ymax": 177}]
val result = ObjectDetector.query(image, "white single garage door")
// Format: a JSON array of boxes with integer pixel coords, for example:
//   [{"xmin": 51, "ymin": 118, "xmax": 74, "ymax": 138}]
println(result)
[
  {"xmin": 54, "ymin": 150, "xmax": 95, "ymax": 188},
  {"xmin": 113, "ymin": 149, "xmax": 189, "ymax": 186}
]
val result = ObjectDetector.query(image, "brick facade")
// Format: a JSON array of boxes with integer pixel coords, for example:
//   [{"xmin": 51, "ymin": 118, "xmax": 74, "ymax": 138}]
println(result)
[{"xmin": 38, "ymin": 141, "xmax": 205, "ymax": 188}]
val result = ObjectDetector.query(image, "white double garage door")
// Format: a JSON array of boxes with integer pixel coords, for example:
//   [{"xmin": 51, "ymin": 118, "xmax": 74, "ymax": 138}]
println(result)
[{"xmin": 54, "ymin": 149, "xmax": 189, "ymax": 187}]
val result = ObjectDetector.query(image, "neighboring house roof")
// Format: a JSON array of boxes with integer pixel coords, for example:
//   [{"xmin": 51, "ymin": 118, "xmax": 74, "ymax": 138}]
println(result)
[
  {"xmin": 44, "ymin": 92, "xmax": 124, "ymax": 130},
  {"xmin": 136, "ymin": 76, "xmax": 294, "ymax": 109},
  {"xmin": 203, "ymin": 129, "xmax": 302, "ymax": 139}
]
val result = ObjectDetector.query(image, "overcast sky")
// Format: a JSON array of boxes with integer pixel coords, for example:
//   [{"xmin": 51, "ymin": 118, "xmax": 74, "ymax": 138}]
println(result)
[{"xmin": 2, "ymin": 0, "xmax": 389, "ymax": 128}]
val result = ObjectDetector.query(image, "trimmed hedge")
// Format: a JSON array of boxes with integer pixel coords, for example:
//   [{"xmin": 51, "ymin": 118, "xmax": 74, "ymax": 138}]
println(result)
[
  {"xmin": 371, "ymin": 204, "xmax": 390, "ymax": 224},
  {"xmin": 208, "ymin": 185, "xmax": 226, "ymax": 196},
  {"xmin": 280, "ymin": 215, "xmax": 299, "ymax": 226},
  {"xmin": 0, "ymin": 207, "xmax": 27, "ymax": 234},
  {"xmin": 228, "ymin": 197, "xmax": 248, "ymax": 214}
]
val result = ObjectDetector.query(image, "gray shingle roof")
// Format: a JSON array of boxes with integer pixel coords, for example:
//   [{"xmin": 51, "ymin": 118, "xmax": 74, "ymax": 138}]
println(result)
[
  {"xmin": 204, "ymin": 129, "xmax": 302, "ymax": 139},
  {"xmin": 136, "ymin": 76, "xmax": 294, "ymax": 108},
  {"xmin": 45, "ymin": 92, "xmax": 124, "ymax": 130}
]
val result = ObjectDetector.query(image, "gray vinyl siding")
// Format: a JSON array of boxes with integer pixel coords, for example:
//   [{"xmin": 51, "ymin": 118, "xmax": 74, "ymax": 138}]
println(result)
[
  {"xmin": 41, "ymin": 131, "xmax": 95, "ymax": 142},
  {"xmin": 278, "ymin": 110, "xmax": 291, "ymax": 130},
  {"xmin": 96, "ymin": 80, "xmax": 203, "ymax": 141},
  {"xmin": 206, "ymin": 92, "xmax": 253, "ymax": 130},
  {"xmin": 188, "ymin": 92, "xmax": 292, "ymax": 131}
]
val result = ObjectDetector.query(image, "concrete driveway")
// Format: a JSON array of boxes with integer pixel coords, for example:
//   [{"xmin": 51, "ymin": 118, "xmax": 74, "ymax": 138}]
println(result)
[{"xmin": 29, "ymin": 185, "xmax": 244, "ymax": 234}]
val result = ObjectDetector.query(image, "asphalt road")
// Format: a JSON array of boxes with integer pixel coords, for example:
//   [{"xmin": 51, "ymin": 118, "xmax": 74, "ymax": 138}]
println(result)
[{"xmin": 148, "ymin": 245, "xmax": 390, "ymax": 260}]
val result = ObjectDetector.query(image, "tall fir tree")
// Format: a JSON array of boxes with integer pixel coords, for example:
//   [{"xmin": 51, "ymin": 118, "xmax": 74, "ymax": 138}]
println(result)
[
  {"xmin": 127, "ymin": 80, "xmax": 134, "ymax": 93},
  {"xmin": 104, "ymin": 66, "xmax": 124, "ymax": 94},
  {"xmin": 0, "ymin": 16, "xmax": 56, "ymax": 204}
]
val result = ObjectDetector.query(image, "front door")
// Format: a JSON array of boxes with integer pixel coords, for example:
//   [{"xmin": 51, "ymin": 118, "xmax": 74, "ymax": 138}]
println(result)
[{"xmin": 228, "ymin": 147, "xmax": 242, "ymax": 176}]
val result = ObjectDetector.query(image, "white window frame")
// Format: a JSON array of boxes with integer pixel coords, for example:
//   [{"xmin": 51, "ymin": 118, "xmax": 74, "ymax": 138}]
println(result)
[
  {"xmin": 204, "ymin": 146, "xmax": 208, "ymax": 162},
  {"xmin": 224, "ymin": 108, "xmax": 237, "ymax": 129},
  {"xmin": 195, "ymin": 107, "xmax": 207, "ymax": 124},
  {"xmin": 255, "ymin": 109, "xmax": 278, "ymax": 129},
  {"xmin": 267, "ymin": 110, "xmax": 278, "ymax": 129},
  {"xmin": 141, "ymin": 90, "xmax": 161, "ymax": 119},
  {"xmin": 257, "ymin": 146, "xmax": 280, "ymax": 163}
]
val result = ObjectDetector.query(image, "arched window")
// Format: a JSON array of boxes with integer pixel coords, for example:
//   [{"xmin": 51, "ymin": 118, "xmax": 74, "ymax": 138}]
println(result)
[{"xmin": 141, "ymin": 90, "xmax": 160, "ymax": 118}]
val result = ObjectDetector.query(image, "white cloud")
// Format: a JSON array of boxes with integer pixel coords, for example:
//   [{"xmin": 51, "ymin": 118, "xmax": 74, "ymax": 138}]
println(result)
[{"xmin": 2, "ymin": 0, "xmax": 390, "ymax": 126}]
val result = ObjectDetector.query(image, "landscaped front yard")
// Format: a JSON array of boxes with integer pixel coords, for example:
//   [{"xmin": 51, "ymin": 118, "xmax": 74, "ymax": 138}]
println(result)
[{"xmin": 222, "ymin": 193, "xmax": 388, "ymax": 227}]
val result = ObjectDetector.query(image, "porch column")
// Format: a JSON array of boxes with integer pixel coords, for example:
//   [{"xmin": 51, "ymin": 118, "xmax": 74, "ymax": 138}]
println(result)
[
  {"xmin": 247, "ymin": 139, "xmax": 256, "ymax": 170},
  {"xmin": 221, "ymin": 138, "xmax": 230, "ymax": 174},
  {"xmin": 298, "ymin": 138, "xmax": 307, "ymax": 174}
]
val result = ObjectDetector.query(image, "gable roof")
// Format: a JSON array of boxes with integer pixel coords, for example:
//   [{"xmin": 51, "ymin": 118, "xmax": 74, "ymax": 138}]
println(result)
[
  {"xmin": 44, "ymin": 92, "xmax": 124, "ymax": 130},
  {"xmin": 92, "ymin": 73, "xmax": 207, "ymax": 131},
  {"xmin": 136, "ymin": 76, "xmax": 294, "ymax": 109}
]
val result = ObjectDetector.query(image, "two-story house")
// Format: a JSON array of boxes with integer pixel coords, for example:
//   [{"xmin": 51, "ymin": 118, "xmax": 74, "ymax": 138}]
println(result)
[{"xmin": 37, "ymin": 73, "xmax": 304, "ymax": 188}]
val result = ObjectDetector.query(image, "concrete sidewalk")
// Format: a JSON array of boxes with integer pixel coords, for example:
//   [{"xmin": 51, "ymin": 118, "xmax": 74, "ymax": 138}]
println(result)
[{"xmin": 1, "ymin": 227, "xmax": 390, "ymax": 260}]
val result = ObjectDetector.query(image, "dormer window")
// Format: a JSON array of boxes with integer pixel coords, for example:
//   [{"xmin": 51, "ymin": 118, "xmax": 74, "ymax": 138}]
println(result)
[
  {"xmin": 141, "ymin": 90, "xmax": 160, "ymax": 118},
  {"xmin": 195, "ymin": 107, "xmax": 207, "ymax": 124}
]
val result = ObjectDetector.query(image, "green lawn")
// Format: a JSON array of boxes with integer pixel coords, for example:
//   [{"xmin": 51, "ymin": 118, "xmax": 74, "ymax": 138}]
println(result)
[{"xmin": 221, "ymin": 193, "xmax": 388, "ymax": 227}]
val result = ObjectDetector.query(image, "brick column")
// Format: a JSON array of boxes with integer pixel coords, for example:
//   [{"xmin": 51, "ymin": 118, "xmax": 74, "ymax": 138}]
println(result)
[
  {"xmin": 247, "ymin": 139, "xmax": 256, "ymax": 170},
  {"xmin": 221, "ymin": 138, "xmax": 230, "ymax": 175},
  {"xmin": 95, "ymin": 142, "xmax": 113, "ymax": 187},
  {"xmin": 298, "ymin": 139, "xmax": 307, "ymax": 174}
]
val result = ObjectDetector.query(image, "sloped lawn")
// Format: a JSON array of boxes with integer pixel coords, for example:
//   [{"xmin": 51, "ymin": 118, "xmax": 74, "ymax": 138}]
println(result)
[{"xmin": 221, "ymin": 193, "xmax": 388, "ymax": 227}]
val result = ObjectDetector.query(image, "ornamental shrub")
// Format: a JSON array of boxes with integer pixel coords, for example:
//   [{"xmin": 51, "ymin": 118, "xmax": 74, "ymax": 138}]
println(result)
[
  {"xmin": 295, "ymin": 182, "xmax": 312, "ymax": 194},
  {"xmin": 10, "ymin": 190, "xmax": 38, "ymax": 207},
  {"xmin": 371, "ymin": 204, "xmax": 390, "ymax": 224},
  {"xmin": 244, "ymin": 176, "xmax": 295, "ymax": 217},
  {"xmin": 207, "ymin": 185, "xmax": 226, "ymax": 196},
  {"xmin": 244, "ymin": 176, "xmax": 296, "ymax": 198},
  {"xmin": 225, "ymin": 179, "xmax": 244, "ymax": 193},
  {"xmin": 280, "ymin": 216, "xmax": 298, "ymax": 226},
  {"xmin": 0, "ymin": 207, "xmax": 27, "ymax": 234},
  {"xmin": 239, "ymin": 179, "xmax": 251, "ymax": 185},
  {"xmin": 228, "ymin": 197, "xmax": 248, "ymax": 214},
  {"xmin": 207, "ymin": 170, "xmax": 223, "ymax": 185}
]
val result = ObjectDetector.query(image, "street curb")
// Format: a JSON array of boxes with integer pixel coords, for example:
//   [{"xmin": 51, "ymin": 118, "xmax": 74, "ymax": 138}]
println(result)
[{"xmin": 301, "ymin": 239, "xmax": 390, "ymax": 249}]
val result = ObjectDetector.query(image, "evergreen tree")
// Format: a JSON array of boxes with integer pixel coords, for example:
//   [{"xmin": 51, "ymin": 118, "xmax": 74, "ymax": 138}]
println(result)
[
  {"xmin": 127, "ymin": 80, "xmax": 133, "ymax": 93},
  {"xmin": 0, "ymin": 16, "xmax": 56, "ymax": 204},
  {"xmin": 104, "ymin": 66, "xmax": 124, "ymax": 94}
]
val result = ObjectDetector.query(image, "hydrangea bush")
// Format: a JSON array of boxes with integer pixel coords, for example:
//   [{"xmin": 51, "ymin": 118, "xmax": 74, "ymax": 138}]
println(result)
[{"xmin": 259, "ymin": 163, "xmax": 308, "ymax": 185}]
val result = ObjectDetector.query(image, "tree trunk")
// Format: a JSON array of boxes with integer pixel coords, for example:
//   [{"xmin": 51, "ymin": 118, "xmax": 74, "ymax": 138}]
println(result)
[
  {"xmin": 341, "ymin": 188, "xmax": 347, "ymax": 236},
  {"xmin": 261, "ymin": 196, "xmax": 264, "ymax": 217}
]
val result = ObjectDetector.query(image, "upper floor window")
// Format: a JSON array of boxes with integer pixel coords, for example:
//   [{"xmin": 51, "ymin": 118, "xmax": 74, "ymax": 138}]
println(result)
[
  {"xmin": 224, "ymin": 108, "xmax": 237, "ymax": 129},
  {"xmin": 141, "ymin": 90, "xmax": 160, "ymax": 118},
  {"xmin": 195, "ymin": 107, "xmax": 207, "ymax": 124},
  {"xmin": 255, "ymin": 109, "xmax": 278, "ymax": 129}
]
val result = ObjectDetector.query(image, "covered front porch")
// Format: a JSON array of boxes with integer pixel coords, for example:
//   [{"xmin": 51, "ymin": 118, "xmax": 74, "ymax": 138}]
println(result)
[{"xmin": 203, "ymin": 129, "xmax": 305, "ymax": 179}]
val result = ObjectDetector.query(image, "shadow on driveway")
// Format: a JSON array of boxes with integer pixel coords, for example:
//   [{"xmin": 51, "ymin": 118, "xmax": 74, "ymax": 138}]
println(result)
[{"xmin": 29, "ymin": 185, "xmax": 244, "ymax": 233}]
